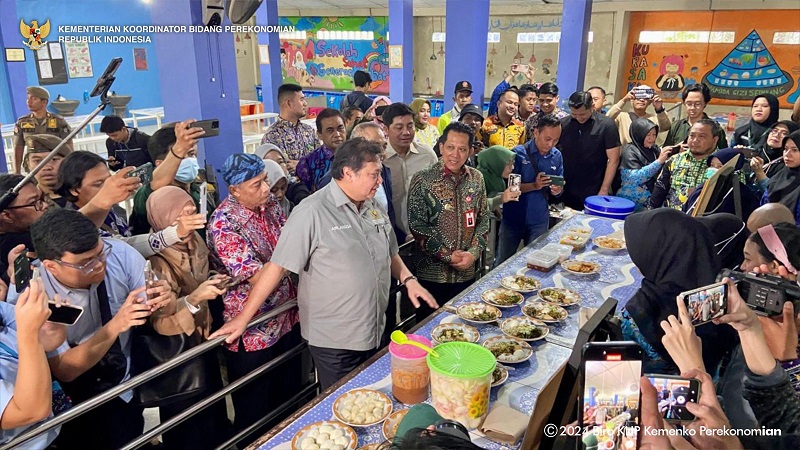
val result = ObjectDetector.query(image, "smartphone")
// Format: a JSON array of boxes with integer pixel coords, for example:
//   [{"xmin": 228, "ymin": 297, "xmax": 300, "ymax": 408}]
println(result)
[
  {"xmin": 679, "ymin": 281, "xmax": 728, "ymax": 326},
  {"xmin": 580, "ymin": 342, "xmax": 643, "ymax": 450},
  {"xmin": 548, "ymin": 174, "xmax": 566, "ymax": 187},
  {"xmin": 14, "ymin": 253, "xmax": 32, "ymax": 292},
  {"xmin": 142, "ymin": 260, "xmax": 157, "ymax": 302},
  {"xmin": 199, "ymin": 182, "xmax": 208, "ymax": 217},
  {"xmin": 190, "ymin": 119, "xmax": 220, "ymax": 138},
  {"xmin": 646, "ymin": 374, "xmax": 700, "ymax": 422},
  {"xmin": 512, "ymin": 64, "xmax": 530, "ymax": 73},
  {"xmin": 48, "ymin": 302, "xmax": 84, "ymax": 326},
  {"xmin": 633, "ymin": 87, "xmax": 655, "ymax": 99},
  {"xmin": 127, "ymin": 162, "xmax": 154, "ymax": 185},
  {"xmin": 508, "ymin": 174, "xmax": 521, "ymax": 193},
  {"xmin": 218, "ymin": 275, "xmax": 246, "ymax": 290}
]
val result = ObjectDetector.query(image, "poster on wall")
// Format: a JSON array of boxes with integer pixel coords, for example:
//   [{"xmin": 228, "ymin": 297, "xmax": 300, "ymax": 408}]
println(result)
[
  {"xmin": 278, "ymin": 16, "xmax": 389, "ymax": 94},
  {"xmin": 33, "ymin": 42, "xmax": 67, "ymax": 85},
  {"xmin": 133, "ymin": 48, "xmax": 148, "ymax": 71},
  {"xmin": 64, "ymin": 41, "xmax": 93, "ymax": 78}
]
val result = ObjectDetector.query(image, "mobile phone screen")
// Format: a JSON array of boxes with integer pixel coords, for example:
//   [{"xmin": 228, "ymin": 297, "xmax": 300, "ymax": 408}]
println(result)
[
  {"xmin": 48, "ymin": 302, "xmax": 84, "ymax": 326},
  {"xmin": 683, "ymin": 282, "xmax": 727, "ymax": 326},
  {"xmin": 647, "ymin": 375, "xmax": 699, "ymax": 422},
  {"xmin": 549, "ymin": 175, "xmax": 565, "ymax": 187},
  {"xmin": 199, "ymin": 182, "xmax": 208, "ymax": 217},
  {"xmin": 14, "ymin": 253, "xmax": 32, "ymax": 292},
  {"xmin": 581, "ymin": 343, "xmax": 642, "ymax": 450},
  {"xmin": 508, "ymin": 174, "xmax": 521, "ymax": 192}
]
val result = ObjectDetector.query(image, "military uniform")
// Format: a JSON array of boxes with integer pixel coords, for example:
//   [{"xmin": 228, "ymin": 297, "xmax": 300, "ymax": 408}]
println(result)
[{"xmin": 13, "ymin": 111, "xmax": 72, "ymax": 149}]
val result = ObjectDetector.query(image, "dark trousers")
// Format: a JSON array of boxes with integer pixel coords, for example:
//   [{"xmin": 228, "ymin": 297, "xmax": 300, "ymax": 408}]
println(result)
[
  {"xmin": 416, "ymin": 279, "xmax": 475, "ymax": 322},
  {"xmin": 308, "ymin": 345, "xmax": 376, "ymax": 391},
  {"xmin": 53, "ymin": 397, "xmax": 144, "ymax": 449},
  {"xmin": 224, "ymin": 325, "xmax": 304, "ymax": 435}
]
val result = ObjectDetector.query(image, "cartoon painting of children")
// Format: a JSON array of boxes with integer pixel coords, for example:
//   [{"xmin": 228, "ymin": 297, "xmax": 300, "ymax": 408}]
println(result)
[
  {"xmin": 656, "ymin": 55, "xmax": 686, "ymax": 98},
  {"xmin": 293, "ymin": 51, "xmax": 308, "ymax": 83}
]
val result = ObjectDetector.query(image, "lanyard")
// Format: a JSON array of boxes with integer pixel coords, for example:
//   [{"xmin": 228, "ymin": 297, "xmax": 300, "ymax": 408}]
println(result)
[{"xmin": 0, "ymin": 340, "xmax": 18, "ymax": 359}]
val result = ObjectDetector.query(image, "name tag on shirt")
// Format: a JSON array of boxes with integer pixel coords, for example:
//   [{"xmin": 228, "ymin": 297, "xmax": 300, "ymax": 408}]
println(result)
[{"xmin": 465, "ymin": 210, "xmax": 476, "ymax": 228}]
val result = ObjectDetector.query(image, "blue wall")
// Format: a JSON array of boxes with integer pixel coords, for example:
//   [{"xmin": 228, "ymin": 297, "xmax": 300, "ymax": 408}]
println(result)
[
  {"xmin": 0, "ymin": 47, "xmax": 12, "ymax": 124},
  {"xmin": 5, "ymin": 0, "xmax": 162, "ymax": 123}
]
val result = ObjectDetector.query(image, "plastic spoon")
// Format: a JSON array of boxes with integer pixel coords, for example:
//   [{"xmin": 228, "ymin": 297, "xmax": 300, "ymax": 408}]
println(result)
[{"xmin": 390, "ymin": 330, "xmax": 439, "ymax": 358}]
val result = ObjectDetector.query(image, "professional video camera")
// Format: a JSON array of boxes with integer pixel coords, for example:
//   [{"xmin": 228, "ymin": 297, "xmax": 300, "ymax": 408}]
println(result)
[{"xmin": 717, "ymin": 269, "xmax": 800, "ymax": 316}]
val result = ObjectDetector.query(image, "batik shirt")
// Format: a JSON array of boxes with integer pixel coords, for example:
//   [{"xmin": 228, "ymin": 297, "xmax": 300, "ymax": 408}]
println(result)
[
  {"xmin": 618, "ymin": 160, "xmax": 665, "ymax": 212},
  {"xmin": 481, "ymin": 114, "xmax": 526, "ymax": 149},
  {"xmin": 650, "ymin": 151, "xmax": 711, "ymax": 210},
  {"xmin": 261, "ymin": 117, "xmax": 319, "ymax": 161},
  {"xmin": 525, "ymin": 108, "xmax": 569, "ymax": 138},
  {"xmin": 207, "ymin": 195, "xmax": 299, "ymax": 352},
  {"xmin": 295, "ymin": 145, "xmax": 334, "ymax": 192},
  {"xmin": 408, "ymin": 161, "xmax": 490, "ymax": 284}
]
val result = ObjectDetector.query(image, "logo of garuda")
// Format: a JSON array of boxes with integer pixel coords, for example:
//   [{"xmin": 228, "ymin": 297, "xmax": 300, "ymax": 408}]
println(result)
[{"xmin": 20, "ymin": 19, "xmax": 51, "ymax": 51}]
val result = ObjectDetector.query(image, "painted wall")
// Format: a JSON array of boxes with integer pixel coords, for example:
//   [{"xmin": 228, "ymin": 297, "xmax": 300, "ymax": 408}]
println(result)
[
  {"xmin": 8, "ymin": 0, "xmax": 162, "ymax": 122},
  {"xmin": 0, "ymin": 49, "xmax": 13, "ymax": 123}
]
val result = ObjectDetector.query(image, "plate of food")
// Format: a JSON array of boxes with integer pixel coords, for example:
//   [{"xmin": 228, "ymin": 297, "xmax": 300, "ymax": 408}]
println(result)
[
  {"xmin": 568, "ymin": 226, "xmax": 593, "ymax": 236},
  {"xmin": 491, "ymin": 364, "xmax": 509, "ymax": 387},
  {"xmin": 522, "ymin": 301, "xmax": 569, "ymax": 323},
  {"xmin": 538, "ymin": 287, "xmax": 581, "ymax": 307},
  {"xmin": 500, "ymin": 317, "xmax": 550, "ymax": 341},
  {"xmin": 456, "ymin": 302, "xmax": 502, "ymax": 324},
  {"xmin": 332, "ymin": 389, "xmax": 393, "ymax": 427},
  {"xmin": 559, "ymin": 234, "xmax": 590, "ymax": 250},
  {"xmin": 481, "ymin": 288, "xmax": 525, "ymax": 308},
  {"xmin": 593, "ymin": 236, "xmax": 626, "ymax": 253},
  {"xmin": 561, "ymin": 260, "xmax": 601, "ymax": 276},
  {"xmin": 291, "ymin": 421, "xmax": 357, "ymax": 450},
  {"xmin": 382, "ymin": 409, "xmax": 409, "ymax": 442},
  {"xmin": 483, "ymin": 336, "xmax": 534, "ymax": 364},
  {"xmin": 500, "ymin": 275, "xmax": 542, "ymax": 293},
  {"xmin": 431, "ymin": 323, "xmax": 480, "ymax": 345}
]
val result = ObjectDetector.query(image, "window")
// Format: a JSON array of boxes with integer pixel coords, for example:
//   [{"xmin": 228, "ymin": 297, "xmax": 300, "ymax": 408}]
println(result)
[
  {"xmin": 638, "ymin": 31, "xmax": 735, "ymax": 43},
  {"xmin": 516, "ymin": 32, "xmax": 594, "ymax": 44},
  {"xmin": 316, "ymin": 30, "xmax": 374, "ymax": 41},
  {"xmin": 773, "ymin": 32, "xmax": 800, "ymax": 45}
]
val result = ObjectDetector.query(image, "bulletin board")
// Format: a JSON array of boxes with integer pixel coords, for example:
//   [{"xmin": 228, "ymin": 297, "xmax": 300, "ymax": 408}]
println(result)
[
  {"xmin": 33, "ymin": 42, "xmax": 68, "ymax": 85},
  {"xmin": 623, "ymin": 10, "xmax": 800, "ymax": 107}
]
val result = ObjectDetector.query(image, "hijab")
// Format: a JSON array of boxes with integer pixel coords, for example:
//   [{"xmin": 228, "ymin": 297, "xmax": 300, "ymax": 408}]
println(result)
[
  {"xmin": 621, "ymin": 119, "xmax": 660, "ymax": 170},
  {"xmin": 254, "ymin": 143, "xmax": 283, "ymax": 160},
  {"xmin": 735, "ymin": 94, "xmax": 779, "ymax": 146},
  {"xmin": 707, "ymin": 147, "xmax": 747, "ymax": 172},
  {"xmin": 146, "ymin": 186, "xmax": 209, "ymax": 294},
  {"xmin": 694, "ymin": 213, "xmax": 748, "ymax": 270},
  {"xmin": 264, "ymin": 159, "xmax": 291, "ymax": 218},
  {"xmin": 409, "ymin": 98, "xmax": 432, "ymax": 130},
  {"xmin": 366, "ymin": 96, "xmax": 392, "ymax": 122},
  {"xmin": 476, "ymin": 145, "xmax": 515, "ymax": 195},
  {"xmin": 766, "ymin": 131, "xmax": 800, "ymax": 214},
  {"xmin": 756, "ymin": 121, "xmax": 800, "ymax": 176}
]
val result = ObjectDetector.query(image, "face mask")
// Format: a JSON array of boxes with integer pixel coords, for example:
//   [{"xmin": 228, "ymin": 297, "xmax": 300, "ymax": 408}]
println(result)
[
  {"xmin": 705, "ymin": 167, "xmax": 719, "ymax": 178},
  {"xmin": 175, "ymin": 157, "xmax": 199, "ymax": 183}
]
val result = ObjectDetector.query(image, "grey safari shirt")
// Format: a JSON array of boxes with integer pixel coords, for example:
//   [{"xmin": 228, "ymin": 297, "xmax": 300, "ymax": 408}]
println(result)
[{"xmin": 271, "ymin": 179, "xmax": 399, "ymax": 351}]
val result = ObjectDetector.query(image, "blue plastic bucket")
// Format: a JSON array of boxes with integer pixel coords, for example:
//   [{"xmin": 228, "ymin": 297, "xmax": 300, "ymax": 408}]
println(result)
[{"xmin": 584, "ymin": 196, "xmax": 636, "ymax": 220}]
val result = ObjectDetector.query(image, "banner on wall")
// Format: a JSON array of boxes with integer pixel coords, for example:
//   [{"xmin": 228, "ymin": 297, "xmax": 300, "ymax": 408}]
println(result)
[{"xmin": 278, "ymin": 17, "xmax": 389, "ymax": 94}]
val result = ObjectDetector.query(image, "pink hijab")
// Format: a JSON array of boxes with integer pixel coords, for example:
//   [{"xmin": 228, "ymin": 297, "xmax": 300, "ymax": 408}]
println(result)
[{"xmin": 366, "ymin": 96, "xmax": 392, "ymax": 123}]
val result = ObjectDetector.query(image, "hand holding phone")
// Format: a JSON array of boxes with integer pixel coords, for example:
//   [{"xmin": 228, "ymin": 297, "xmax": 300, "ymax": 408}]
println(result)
[
  {"xmin": 507, "ymin": 174, "xmax": 521, "ymax": 193},
  {"xmin": 48, "ymin": 301, "xmax": 85, "ymax": 326},
  {"xmin": 127, "ymin": 162, "xmax": 154, "ymax": 185},
  {"xmin": 548, "ymin": 174, "xmax": 565, "ymax": 187},
  {"xmin": 14, "ymin": 253, "xmax": 32, "ymax": 293},
  {"xmin": 189, "ymin": 119, "xmax": 220, "ymax": 138},
  {"xmin": 199, "ymin": 182, "xmax": 208, "ymax": 217},
  {"xmin": 679, "ymin": 281, "xmax": 728, "ymax": 326},
  {"xmin": 645, "ymin": 374, "xmax": 700, "ymax": 422}
]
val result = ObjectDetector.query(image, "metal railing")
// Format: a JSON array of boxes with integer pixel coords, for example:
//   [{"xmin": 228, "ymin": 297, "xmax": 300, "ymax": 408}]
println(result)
[{"xmin": 2, "ymin": 300, "xmax": 303, "ymax": 450}]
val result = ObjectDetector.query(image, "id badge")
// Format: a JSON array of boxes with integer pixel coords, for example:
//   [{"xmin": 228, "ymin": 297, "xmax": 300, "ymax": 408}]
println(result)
[{"xmin": 465, "ymin": 210, "xmax": 475, "ymax": 228}]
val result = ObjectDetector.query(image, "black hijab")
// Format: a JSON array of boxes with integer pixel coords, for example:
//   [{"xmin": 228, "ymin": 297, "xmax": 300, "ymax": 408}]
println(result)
[
  {"xmin": 694, "ymin": 213, "xmax": 748, "ymax": 270},
  {"xmin": 734, "ymin": 94, "xmax": 780, "ymax": 147},
  {"xmin": 621, "ymin": 119, "xmax": 660, "ymax": 193},
  {"xmin": 756, "ymin": 121, "xmax": 800, "ymax": 177},
  {"xmin": 766, "ymin": 130, "xmax": 800, "ymax": 215}
]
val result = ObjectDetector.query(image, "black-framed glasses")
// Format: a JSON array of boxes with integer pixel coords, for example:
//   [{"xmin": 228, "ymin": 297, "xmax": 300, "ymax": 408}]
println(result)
[
  {"xmin": 5, "ymin": 193, "xmax": 48, "ymax": 212},
  {"xmin": 55, "ymin": 242, "xmax": 112, "ymax": 274}
]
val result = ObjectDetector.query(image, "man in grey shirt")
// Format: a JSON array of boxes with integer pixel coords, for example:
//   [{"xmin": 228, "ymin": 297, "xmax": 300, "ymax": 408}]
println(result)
[{"xmin": 211, "ymin": 138, "xmax": 437, "ymax": 390}]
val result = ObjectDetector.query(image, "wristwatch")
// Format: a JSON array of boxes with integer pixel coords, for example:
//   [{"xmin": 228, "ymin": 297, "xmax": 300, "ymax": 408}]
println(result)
[{"xmin": 401, "ymin": 275, "xmax": 418, "ymax": 286}]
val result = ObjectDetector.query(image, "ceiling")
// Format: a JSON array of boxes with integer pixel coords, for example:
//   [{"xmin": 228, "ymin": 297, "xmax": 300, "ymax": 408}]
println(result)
[
  {"xmin": 584, "ymin": 360, "xmax": 642, "ymax": 400},
  {"xmin": 275, "ymin": 0, "xmax": 622, "ymax": 9}
]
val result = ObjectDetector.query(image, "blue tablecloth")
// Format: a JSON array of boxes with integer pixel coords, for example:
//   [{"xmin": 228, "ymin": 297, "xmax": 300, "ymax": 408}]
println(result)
[{"xmin": 253, "ymin": 214, "xmax": 642, "ymax": 450}]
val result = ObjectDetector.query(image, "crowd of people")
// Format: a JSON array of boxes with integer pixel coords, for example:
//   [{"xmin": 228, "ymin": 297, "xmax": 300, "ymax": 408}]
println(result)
[{"xmin": 2, "ymin": 62, "xmax": 800, "ymax": 450}]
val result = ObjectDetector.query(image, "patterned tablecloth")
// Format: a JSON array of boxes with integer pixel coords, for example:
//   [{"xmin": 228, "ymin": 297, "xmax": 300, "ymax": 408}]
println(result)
[{"xmin": 253, "ymin": 214, "xmax": 642, "ymax": 450}]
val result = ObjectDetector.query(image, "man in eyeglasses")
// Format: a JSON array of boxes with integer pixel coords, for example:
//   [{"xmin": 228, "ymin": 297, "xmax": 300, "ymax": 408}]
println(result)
[{"xmin": 6, "ymin": 208, "xmax": 175, "ymax": 449}]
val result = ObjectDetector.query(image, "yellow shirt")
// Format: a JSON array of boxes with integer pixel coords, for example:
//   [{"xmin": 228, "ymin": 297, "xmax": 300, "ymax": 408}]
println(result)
[{"xmin": 480, "ymin": 114, "xmax": 526, "ymax": 148}]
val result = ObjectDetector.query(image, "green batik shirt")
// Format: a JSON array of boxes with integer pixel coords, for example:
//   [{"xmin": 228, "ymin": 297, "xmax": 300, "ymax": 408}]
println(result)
[
  {"xmin": 664, "ymin": 151, "xmax": 711, "ymax": 209},
  {"xmin": 407, "ymin": 161, "xmax": 490, "ymax": 284}
]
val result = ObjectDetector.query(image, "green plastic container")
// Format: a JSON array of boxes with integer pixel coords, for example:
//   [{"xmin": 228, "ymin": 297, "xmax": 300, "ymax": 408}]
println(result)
[{"xmin": 427, "ymin": 342, "xmax": 496, "ymax": 429}]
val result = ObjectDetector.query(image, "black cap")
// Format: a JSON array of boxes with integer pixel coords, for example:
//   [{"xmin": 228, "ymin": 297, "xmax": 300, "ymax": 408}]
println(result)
[
  {"xmin": 458, "ymin": 104, "xmax": 484, "ymax": 122},
  {"xmin": 454, "ymin": 81, "xmax": 473, "ymax": 94}
]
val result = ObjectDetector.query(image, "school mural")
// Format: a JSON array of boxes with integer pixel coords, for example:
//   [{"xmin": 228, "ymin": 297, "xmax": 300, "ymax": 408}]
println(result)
[{"xmin": 278, "ymin": 17, "xmax": 389, "ymax": 94}]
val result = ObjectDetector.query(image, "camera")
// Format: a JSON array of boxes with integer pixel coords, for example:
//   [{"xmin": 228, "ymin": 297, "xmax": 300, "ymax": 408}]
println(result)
[{"xmin": 717, "ymin": 269, "xmax": 800, "ymax": 316}]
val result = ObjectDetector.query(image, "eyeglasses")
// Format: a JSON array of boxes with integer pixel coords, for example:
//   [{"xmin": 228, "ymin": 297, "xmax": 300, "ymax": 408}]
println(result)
[
  {"xmin": 5, "ymin": 193, "xmax": 49, "ymax": 212},
  {"xmin": 769, "ymin": 128, "xmax": 789, "ymax": 138},
  {"xmin": 55, "ymin": 242, "xmax": 112, "ymax": 274}
]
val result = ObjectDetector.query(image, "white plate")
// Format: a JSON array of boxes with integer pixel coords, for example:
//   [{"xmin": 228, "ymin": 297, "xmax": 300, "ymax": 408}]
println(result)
[
  {"xmin": 483, "ymin": 336, "xmax": 533, "ymax": 364},
  {"xmin": 538, "ymin": 288, "xmax": 582, "ymax": 307},
  {"xmin": 456, "ymin": 302, "xmax": 502, "ymax": 324},
  {"xmin": 332, "ymin": 389, "xmax": 393, "ymax": 427},
  {"xmin": 593, "ymin": 236, "xmax": 626, "ymax": 253},
  {"xmin": 500, "ymin": 317, "xmax": 550, "ymax": 342},
  {"xmin": 500, "ymin": 275, "xmax": 542, "ymax": 293},
  {"xmin": 291, "ymin": 420, "xmax": 357, "ymax": 450},
  {"xmin": 481, "ymin": 288, "xmax": 525, "ymax": 308},
  {"xmin": 560, "ymin": 260, "xmax": 601, "ymax": 276},
  {"xmin": 382, "ymin": 409, "xmax": 409, "ymax": 442},
  {"xmin": 522, "ymin": 301, "xmax": 569, "ymax": 323},
  {"xmin": 491, "ymin": 365, "xmax": 509, "ymax": 387},
  {"xmin": 431, "ymin": 323, "xmax": 480, "ymax": 345}
]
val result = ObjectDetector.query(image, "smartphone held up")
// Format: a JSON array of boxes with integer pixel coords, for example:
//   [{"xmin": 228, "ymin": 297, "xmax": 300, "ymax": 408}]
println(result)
[
  {"xmin": 679, "ymin": 281, "xmax": 728, "ymax": 326},
  {"xmin": 646, "ymin": 374, "xmax": 700, "ymax": 422}
]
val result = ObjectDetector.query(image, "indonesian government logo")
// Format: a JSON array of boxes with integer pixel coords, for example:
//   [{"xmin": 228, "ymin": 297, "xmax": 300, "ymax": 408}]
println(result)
[{"xmin": 20, "ymin": 19, "xmax": 51, "ymax": 50}]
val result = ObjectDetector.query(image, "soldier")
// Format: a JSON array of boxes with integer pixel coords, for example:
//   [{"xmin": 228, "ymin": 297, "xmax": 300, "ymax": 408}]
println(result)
[{"xmin": 13, "ymin": 86, "xmax": 72, "ymax": 174}]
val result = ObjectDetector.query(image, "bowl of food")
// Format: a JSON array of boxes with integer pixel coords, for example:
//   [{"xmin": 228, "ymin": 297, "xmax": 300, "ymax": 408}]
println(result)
[
  {"xmin": 483, "ymin": 336, "xmax": 534, "ymax": 364},
  {"xmin": 593, "ymin": 236, "xmax": 626, "ymax": 253},
  {"xmin": 456, "ymin": 302, "xmax": 502, "ymax": 324},
  {"xmin": 382, "ymin": 409, "xmax": 409, "ymax": 442},
  {"xmin": 481, "ymin": 288, "xmax": 525, "ymax": 308},
  {"xmin": 332, "ymin": 388, "xmax": 393, "ymax": 427},
  {"xmin": 561, "ymin": 260, "xmax": 601, "ymax": 276},
  {"xmin": 491, "ymin": 364, "xmax": 509, "ymax": 387},
  {"xmin": 500, "ymin": 317, "xmax": 550, "ymax": 341},
  {"xmin": 559, "ymin": 234, "xmax": 590, "ymax": 251},
  {"xmin": 522, "ymin": 301, "xmax": 569, "ymax": 323},
  {"xmin": 431, "ymin": 323, "xmax": 480, "ymax": 345},
  {"xmin": 291, "ymin": 421, "xmax": 357, "ymax": 450},
  {"xmin": 500, "ymin": 275, "xmax": 542, "ymax": 293},
  {"xmin": 538, "ymin": 287, "xmax": 581, "ymax": 307}
]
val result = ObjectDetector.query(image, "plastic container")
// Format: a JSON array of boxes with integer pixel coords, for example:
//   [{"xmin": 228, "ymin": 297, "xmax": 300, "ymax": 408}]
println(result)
[
  {"xmin": 559, "ymin": 233, "xmax": 590, "ymax": 250},
  {"xmin": 389, "ymin": 334, "xmax": 431, "ymax": 405},
  {"xmin": 427, "ymin": 342, "xmax": 496, "ymax": 429},
  {"xmin": 542, "ymin": 243, "xmax": 573, "ymax": 262},
  {"xmin": 584, "ymin": 196, "xmax": 636, "ymax": 220},
  {"xmin": 526, "ymin": 250, "xmax": 559, "ymax": 272}
]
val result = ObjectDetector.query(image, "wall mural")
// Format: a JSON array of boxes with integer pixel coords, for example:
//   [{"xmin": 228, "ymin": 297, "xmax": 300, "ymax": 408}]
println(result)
[{"xmin": 278, "ymin": 17, "xmax": 389, "ymax": 94}]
